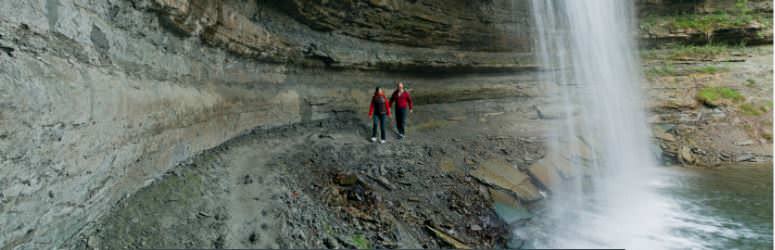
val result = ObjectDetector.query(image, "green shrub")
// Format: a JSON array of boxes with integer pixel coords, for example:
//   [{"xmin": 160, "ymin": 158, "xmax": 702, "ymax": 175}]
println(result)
[
  {"xmin": 646, "ymin": 64, "xmax": 677, "ymax": 77},
  {"xmin": 646, "ymin": 64, "xmax": 727, "ymax": 77},
  {"xmin": 690, "ymin": 65, "xmax": 727, "ymax": 74},
  {"xmin": 739, "ymin": 103, "xmax": 763, "ymax": 116},
  {"xmin": 696, "ymin": 86, "xmax": 745, "ymax": 106},
  {"xmin": 669, "ymin": 44, "xmax": 732, "ymax": 60}
]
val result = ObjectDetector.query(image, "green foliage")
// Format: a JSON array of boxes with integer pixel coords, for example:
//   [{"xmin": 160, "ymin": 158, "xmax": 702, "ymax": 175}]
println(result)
[
  {"xmin": 641, "ymin": 44, "xmax": 746, "ymax": 61},
  {"xmin": 646, "ymin": 64, "xmax": 676, "ymax": 77},
  {"xmin": 670, "ymin": 12, "xmax": 754, "ymax": 31},
  {"xmin": 646, "ymin": 64, "xmax": 727, "ymax": 77},
  {"xmin": 351, "ymin": 234, "xmax": 370, "ymax": 249},
  {"xmin": 744, "ymin": 100, "xmax": 775, "ymax": 116},
  {"xmin": 735, "ymin": 0, "xmax": 753, "ymax": 14},
  {"xmin": 696, "ymin": 86, "xmax": 745, "ymax": 106},
  {"xmin": 669, "ymin": 44, "xmax": 733, "ymax": 60},
  {"xmin": 695, "ymin": 65, "xmax": 728, "ymax": 74}
]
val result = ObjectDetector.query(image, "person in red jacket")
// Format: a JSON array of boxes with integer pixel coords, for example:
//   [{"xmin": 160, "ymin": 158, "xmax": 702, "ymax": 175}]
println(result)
[
  {"xmin": 389, "ymin": 81, "xmax": 413, "ymax": 139},
  {"xmin": 368, "ymin": 87, "xmax": 391, "ymax": 143}
]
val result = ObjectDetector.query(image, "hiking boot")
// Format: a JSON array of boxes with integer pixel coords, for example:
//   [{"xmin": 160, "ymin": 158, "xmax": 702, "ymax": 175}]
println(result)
[{"xmin": 370, "ymin": 137, "xmax": 377, "ymax": 142}]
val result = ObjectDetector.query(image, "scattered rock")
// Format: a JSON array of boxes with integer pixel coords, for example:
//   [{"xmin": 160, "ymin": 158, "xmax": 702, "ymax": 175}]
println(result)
[
  {"xmin": 483, "ymin": 112, "xmax": 504, "ymax": 117},
  {"xmin": 86, "ymin": 235, "xmax": 99, "ymax": 249},
  {"xmin": 370, "ymin": 175, "xmax": 396, "ymax": 191},
  {"xmin": 507, "ymin": 237, "xmax": 525, "ymax": 249},
  {"xmin": 654, "ymin": 130, "xmax": 676, "ymax": 142},
  {"xmin": 735, "ymin": 140, "xmax": 754, "ymax": 146},
  {"xmin": 213, "ymin": 235, "xmax": 225, "ymax": 249},
  {"xmin": 335, "ymin": 235, "xmax": 359, "ymax": 249},
  {"xmin": 243, "ymin": 174, "xmax": 254, "ymax": 184},
  {"xmin": 426, "ymin": 225, "xmax": 471, "ymax": 249},
  {"xmin": 323, "ymin": 237, "xmax": 339, "ymax": 249},
  {"xmin": 248, "ymin": 232, "xmax": 259, "ymax": 243},
  {"xmin": 735, "ymin": 153, "xmax": 755, "ymax": 162},
  {"xmin": 719, "ymin": 151, "xmax": 731, "ymax": 161},
  {"xmin": 335, "ymin": 173, "xmax": 358, "ymax": 186},
  {"xmin": 680, "ymin": 146, "xmax": 695, "ymax": 164}
]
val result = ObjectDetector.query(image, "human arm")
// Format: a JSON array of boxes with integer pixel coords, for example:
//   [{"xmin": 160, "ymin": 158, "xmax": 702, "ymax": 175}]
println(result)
[{"xmin": 368, "ymin": 99, "xmax": 374, "ymax": 117}]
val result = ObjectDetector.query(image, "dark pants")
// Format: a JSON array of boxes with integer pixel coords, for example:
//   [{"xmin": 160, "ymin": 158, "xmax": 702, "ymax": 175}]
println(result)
[
  {"xmin": 396, "ymin": 107, "xmax": 408, "ymax": 135},
  {"xmin": 372, "ymin": 113, "xmax": 386, "ymax": 140}
]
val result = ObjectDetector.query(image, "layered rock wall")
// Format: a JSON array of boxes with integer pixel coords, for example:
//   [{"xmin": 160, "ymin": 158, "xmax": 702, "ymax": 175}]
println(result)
[{"xmin": 0, "ymin": 0, "xmax": 538, "ymax": 249}]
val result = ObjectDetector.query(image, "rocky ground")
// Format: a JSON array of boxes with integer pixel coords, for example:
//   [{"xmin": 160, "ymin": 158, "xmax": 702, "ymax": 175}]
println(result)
[
  {"xmin": 644, "ymin": 45, "xmax": 773, "ymax": 166},
  {"xmin": 66, "ymin": 45, "xmax": 773, "ymax": 249},
  {"xmin": 66, "ymin": 106, "xmax": 550, "ymax": 249}
]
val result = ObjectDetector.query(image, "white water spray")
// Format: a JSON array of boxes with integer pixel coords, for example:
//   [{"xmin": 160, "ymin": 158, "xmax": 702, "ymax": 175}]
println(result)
[{"xmin": 522, "ymin": 1, "xmax": 692, "ymax": 249}]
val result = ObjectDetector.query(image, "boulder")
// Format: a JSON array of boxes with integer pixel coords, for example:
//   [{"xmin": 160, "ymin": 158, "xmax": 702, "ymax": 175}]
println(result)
[
  {"xmin": 471, "ymin": 160, "xmax": 543, "ymax": 202},
  {"xmin": 526, "ymin": 157, "xmax": 563, "ymax": 191},
  {"xmin": 489, "ymin": 188, "xmax": 533, "ymax": 222},
  {"xmin": 653, "ymin": 129, "xmax": 676, "ymax": 142},
  {"xmin": 679, "ymin": 146, "xmax": 695, "ymax": 164},
  {"xmin": 426, "ymin": 225, "xmax": 471, "ymax": 249},
  {"xmin": 540, "ymin": 152, "xmax": 576, "ymax": 179}
]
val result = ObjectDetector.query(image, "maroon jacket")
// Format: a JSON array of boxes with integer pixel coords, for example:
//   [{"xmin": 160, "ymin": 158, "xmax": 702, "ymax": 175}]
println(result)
[{"xmin": 389, "ymin": 90, "xmax": 413, "ymax": 110}]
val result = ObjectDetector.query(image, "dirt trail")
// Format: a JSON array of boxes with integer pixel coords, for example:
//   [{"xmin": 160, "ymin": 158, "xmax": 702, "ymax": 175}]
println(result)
[{"xmin": 69, "ymin": 115, "xmax": 546, "ymax": 249}]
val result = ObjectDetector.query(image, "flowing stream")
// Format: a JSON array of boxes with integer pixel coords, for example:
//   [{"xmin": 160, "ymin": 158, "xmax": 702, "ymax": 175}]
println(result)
[{"xmin": 516, "ymin": 1, "xmax": 773, "ymax": 249}]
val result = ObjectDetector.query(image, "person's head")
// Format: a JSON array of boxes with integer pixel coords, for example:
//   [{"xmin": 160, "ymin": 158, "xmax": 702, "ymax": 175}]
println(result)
[
  {"xmin": 374, "ymin": 87, "xmax": 384, "ymax": 96},
  {"xmin": 396, "ymin": 81, "xmax": 404, "ymax": 91}
]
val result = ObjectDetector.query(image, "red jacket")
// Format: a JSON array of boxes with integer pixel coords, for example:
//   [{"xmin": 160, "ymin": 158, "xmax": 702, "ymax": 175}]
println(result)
[
  {"xmin": 368, "ymin": 95, "xmax": 391, "ymax": 116},
  {"xmin": 390, "ymin": 90, "xmax": 413, "ymax": 110}
]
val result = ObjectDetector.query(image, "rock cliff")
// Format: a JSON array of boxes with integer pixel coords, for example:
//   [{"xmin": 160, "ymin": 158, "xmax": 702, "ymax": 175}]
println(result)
[
  {"xmin": 0, "ymin": 0, "xmax": 770, "ymax": 249},
  {"xmin": 0, "ymin": 0, "xmax": 537, "ymax": 249}
]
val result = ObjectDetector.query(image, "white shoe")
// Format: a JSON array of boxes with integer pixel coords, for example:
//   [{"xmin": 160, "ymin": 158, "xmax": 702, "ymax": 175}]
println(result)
[
  {"xmin": 370, "ymin": 137, "xmax": 377, "ymax": 142},
  {"xmin": 380, "ymin": 140, "xmax": 386, "ymax": 144}
]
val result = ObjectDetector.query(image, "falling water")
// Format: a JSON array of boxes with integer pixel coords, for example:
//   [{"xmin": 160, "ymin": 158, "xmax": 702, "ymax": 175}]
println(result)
[{"xmin": 521, "ymin": 0, "xmax": 685, "ymax": 249}]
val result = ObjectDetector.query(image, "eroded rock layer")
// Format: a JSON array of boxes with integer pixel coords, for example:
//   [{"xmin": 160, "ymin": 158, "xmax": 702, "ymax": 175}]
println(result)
[
  {"xmin": 0, "ymin": 0, "xmax": 771, "ymax": 249},
  {"xmin": 0, "ymin": 0, "xmax": 538, "ymax": 249}
]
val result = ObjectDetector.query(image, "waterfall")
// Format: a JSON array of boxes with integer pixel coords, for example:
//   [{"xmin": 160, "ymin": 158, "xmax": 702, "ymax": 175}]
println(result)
[{"xmin": 522, "ymin": 1, "xmax": 686, "ymax": 249}]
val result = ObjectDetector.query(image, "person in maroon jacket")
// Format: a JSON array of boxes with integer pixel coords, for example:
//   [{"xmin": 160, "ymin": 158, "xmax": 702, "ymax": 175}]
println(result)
[
  {"xmin": 368, "ymin": 87, "xmax": 391, "ymax": 143},
  {"xmin": 389, "ymin": 81, "xmax": 413, "ymax": 139}
]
